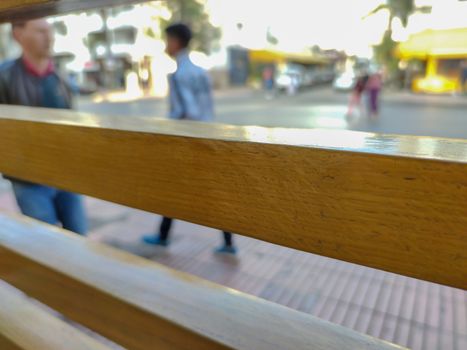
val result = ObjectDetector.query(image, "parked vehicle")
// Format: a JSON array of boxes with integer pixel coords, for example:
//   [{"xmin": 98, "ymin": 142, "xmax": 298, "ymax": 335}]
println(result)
[
  {"xmin": 333, "ymin": 71, "xmax": 357, "ymax": 91},
  {"xmin": 275, "ymin": 64, "xmax": 304, "ymax": 93}
]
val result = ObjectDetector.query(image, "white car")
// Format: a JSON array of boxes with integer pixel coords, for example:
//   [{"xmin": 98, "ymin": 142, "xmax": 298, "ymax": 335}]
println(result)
[
  {"xmin": 333, "ymin": 72, "xmax": 356, "ymax": 91},
  {"xmin": 276, "ymin": 72, "xmax": 302, "ymax": 92}
]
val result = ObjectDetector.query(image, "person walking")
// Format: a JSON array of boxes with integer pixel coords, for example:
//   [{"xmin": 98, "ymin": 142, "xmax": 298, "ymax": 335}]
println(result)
[
  {"xmin": 460, "ymin": 60, "xmax": 467, "ymax": 94},
  {"xmin": 346, "ymin": 74, "xmax": 368, "ymax": 117},
  {"xmin": 366, "ymin": 70, "xmax": 383, "ymax": 118},
  {"xmin": 142, "ymin": 23, "xmax": 237, "ymax": 254},
  {"xmin": 0, "ymin": 19, "xmax": 87, "ymax": 235},
  {"xmin": 262, "ymin": 66, "xmax": 275, "ymax": 99}
]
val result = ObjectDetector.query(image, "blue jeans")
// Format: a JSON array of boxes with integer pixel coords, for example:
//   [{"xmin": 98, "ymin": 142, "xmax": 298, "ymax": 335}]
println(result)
[{"xmin": 11, "ymin": 181, "xmax": 87, "ymax": 235}]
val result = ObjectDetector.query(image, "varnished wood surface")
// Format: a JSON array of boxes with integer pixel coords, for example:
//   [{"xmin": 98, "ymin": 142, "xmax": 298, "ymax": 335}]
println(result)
[
  {"xmin": 0, "ymin": 214, "xmax": 404, "ymax": 350},
  {"xmin": 0, "ymin": 335, "xmax": 22, "ymax": 350},
  {"xmin": 0, "ymin": 281, "xmax": 111, "ymax": 350},
  {"xmin": 0, "ymin": 0, "xmax": 149, "ymax": 22},
  {"xmin": 0, "ymin": 0, "xmax": 50, "ymax": 11},
  {"xmin": 0, "ymin": 106, "xmax": 466, "ymax": 289},
  {"xmin": 1, "ymin": 105, "xmax": 465, "ymax": 162}
]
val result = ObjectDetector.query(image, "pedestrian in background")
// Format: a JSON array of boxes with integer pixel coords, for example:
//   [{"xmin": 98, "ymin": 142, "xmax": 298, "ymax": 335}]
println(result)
[
  {"xmin": 0, "ymin": 19, "xmax": 87, "ymax": 235},
  {"xmin": 142, "ymin": 23, "xmax": 237, "ymax": 254},
  {"xmin": 460, "ymin": 60, "xmax": 467, "ymax": 94},
  {"xmin": 346, "ymin": 73, "xmax": 369, "ymax": 117},
  {"xmin": 366, "ymin": 70, "xmax": 383, "ymax": 118},
  {"xmin": 262, "ymin": 66, "xmax": 275, "ymax": 99}
]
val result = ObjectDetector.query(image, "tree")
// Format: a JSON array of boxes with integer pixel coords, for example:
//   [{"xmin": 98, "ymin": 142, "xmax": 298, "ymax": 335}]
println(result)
[
  {"xmin": 266, "ymin": 27, "xmax": 278, "ymax": 46},
  {"xmin": 161, "ymin": 0, "xmax": 221, "ymax": 55},
  {"xmin": 366, "ymin": 1, "xmax": 431, "ymax": 77},
  {"xmin": 367, "ymin": 0, "xmax": 414, "ymax": 32}
]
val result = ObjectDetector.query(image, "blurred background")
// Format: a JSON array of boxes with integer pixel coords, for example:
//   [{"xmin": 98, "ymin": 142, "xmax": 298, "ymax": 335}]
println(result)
[{"xmin": 1, "ymin": 0, "xmax": 466, "ymax": 138}]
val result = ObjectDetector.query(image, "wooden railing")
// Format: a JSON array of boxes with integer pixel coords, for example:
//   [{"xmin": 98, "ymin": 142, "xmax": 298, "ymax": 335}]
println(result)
[
  {"xmin": 1, "ymin": 106, "xmax": 466, "ymax": 289},
  {"xmin": 0, "ymin": 0, "xmax": 147, "ymax": 22},
  {"xmin": 0, "ymin": 1, "xmax": 466, "ymax": 349},
  {"xmin": 0, "ymin": 281, "xmax": 112, "ymax": 350},
  {"xmin": 0, "ymin": 212, "xmax": 402, "ymax": 350},
  {"xmin": 0, "ymin": 105, "xmax": 465, "ymax": 349}
]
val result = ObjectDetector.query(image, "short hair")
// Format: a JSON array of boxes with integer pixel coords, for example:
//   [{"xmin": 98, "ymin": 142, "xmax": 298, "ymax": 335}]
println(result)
[{"xmin": 165, "ymin": 23, "xmax": 192, "ymax": 48}]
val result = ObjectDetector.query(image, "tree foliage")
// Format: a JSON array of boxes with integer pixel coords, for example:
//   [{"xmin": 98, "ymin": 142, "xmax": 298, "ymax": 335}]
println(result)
[
  {"xmin": 368, "ymin": 0, "xmax": 414, "ymax": 29},
  {"xmin": 374, "ymin": 31, "xmax": 399, "ymax": 70},
  {"xmin": 161, "ymin": 0, "xmax": 221, "ymax": 54},
  {"xmin": 367, "ymin": 0, "xmax": 430, "ymax": 74}
]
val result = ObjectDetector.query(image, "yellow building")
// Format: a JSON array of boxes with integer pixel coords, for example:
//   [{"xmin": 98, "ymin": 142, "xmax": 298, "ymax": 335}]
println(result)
[
  {"xmin": 247, "ymin": 49, "xmax": 333, "ymax": 87},
  {"xmin": 397, "ymin": 27, "xmax": 467, "ymax": 94},
  {"xmin": 248, "ymin": 49, "xmax": 328, "ymax": 65}
]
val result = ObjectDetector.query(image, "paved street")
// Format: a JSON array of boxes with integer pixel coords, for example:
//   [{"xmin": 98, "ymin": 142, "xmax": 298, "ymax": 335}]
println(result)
[{"xmin": 78, "ymin": 87, "xmax": 467, "ymax": 139}]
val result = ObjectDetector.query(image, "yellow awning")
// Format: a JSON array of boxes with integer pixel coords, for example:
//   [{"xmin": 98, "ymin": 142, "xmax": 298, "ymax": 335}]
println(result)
[
  {"xmin": 397, "ymin": 27, "xmax": 467, "ymax": 59},
  {"xmin": 249, "ymin": 49, "xmax": 328, "ymax": 65}
]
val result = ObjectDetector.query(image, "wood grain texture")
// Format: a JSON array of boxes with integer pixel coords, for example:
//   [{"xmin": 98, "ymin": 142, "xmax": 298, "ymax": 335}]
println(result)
[
  {"xmin": 0, "ymin": 281, "xmax": 111, "ymax": 350},
  {"xmin": 0, "ymin": 106, "xmax": 466, "ymax": 289},
  {"xmin": 0, "ymin": 214, "xmax": 404, "ymax": 350},
  {"xmin": 0, "ymin": 0, "xmax": 51, "ymax": 11},
  {"xmin": 0, "ymin": 0, "xmax": 149, "ymax": 22},
  {"xmin": 0, "ymin": 335, "xmax": 23, "ymax": 350}
]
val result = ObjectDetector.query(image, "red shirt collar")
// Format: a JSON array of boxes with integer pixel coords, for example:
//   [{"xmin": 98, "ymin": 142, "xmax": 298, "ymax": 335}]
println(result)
[{"xmin": 22, "ymin": 57, "xmax": 55, "ymax": 77}]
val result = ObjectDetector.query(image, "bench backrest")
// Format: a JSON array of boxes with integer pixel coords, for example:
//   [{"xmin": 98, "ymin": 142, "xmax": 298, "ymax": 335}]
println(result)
[
  {"xmin": 0, "ymin": 107, "xmax": 465, "ymax": 350},
  {"xmin": 0, "ymin": 1, "xmax": 465, "ymax": 349},
  {"xmin": 0, "ymin": 212, "xmax": 403, "ymax": 350},
  {"xmin": 0, "ymin": 280, "xmax": 112, "ymax": 350},
  {"xmin": 0, "ymin": 0, "xmax": 147, "ymax": 22},
  {"xmin": 1, "ymin": 106, "xmax": 465, "ymax": 289}
]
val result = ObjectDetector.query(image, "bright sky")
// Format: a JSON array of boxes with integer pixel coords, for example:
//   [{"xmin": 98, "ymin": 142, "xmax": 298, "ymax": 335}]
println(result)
[
  {"xmin": 206, "ymin": 0, "xmax": 388, "ymax": 57},
  {"xmin": 206, "ymin": 0, "xmax": 467, "ymax": 58}
]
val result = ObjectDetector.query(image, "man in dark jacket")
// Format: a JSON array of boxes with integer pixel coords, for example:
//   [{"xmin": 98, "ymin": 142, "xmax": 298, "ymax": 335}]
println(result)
[{"xmin": 0, "ymin": 19, "xmax": 87, "ymax": 234}]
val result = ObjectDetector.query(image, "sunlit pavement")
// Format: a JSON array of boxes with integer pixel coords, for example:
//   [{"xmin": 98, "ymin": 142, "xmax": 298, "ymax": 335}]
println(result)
[{"xmin": 78, "ymin": 86, "xmax": 467, "ymax": 139}]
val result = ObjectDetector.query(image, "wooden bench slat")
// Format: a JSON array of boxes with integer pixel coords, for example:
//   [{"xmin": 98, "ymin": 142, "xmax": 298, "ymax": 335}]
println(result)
[
  {"xmin": 0, "ymin": 0, "xmax": 150, "ymax": 23},
  {"xmin": 0, "ymin": 281, "xmax": 111, "ymax": 350},
  {"xmin": 0, "ymin": 0, "xmax": 50, "ymax": 12},
  {"xmin": 0, "ymin": 336, "xmax": 22, "ymax": 350},
  {"xmin": 0, "ymin": 213, "xmax": 404, "ymax": 350},
  {"xmin": 0, "ymin": 106, "xmax": 466, "ymax": 289}
]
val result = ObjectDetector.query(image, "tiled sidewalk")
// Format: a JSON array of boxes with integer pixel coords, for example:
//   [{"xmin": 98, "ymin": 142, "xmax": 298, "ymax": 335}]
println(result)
[{"xmin": 0, "ymin": 187, "xmax": 465, "ymax": 350}]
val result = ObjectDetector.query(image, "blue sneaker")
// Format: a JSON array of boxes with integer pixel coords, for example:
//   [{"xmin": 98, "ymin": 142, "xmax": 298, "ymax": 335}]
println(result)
[
  {"xmin": 142, "ymin": 235, "xmax": 169, "ymax": 247},
  {"xmin": 214, "ymin": 245, "xmax": 237, "ymax": 255}
]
